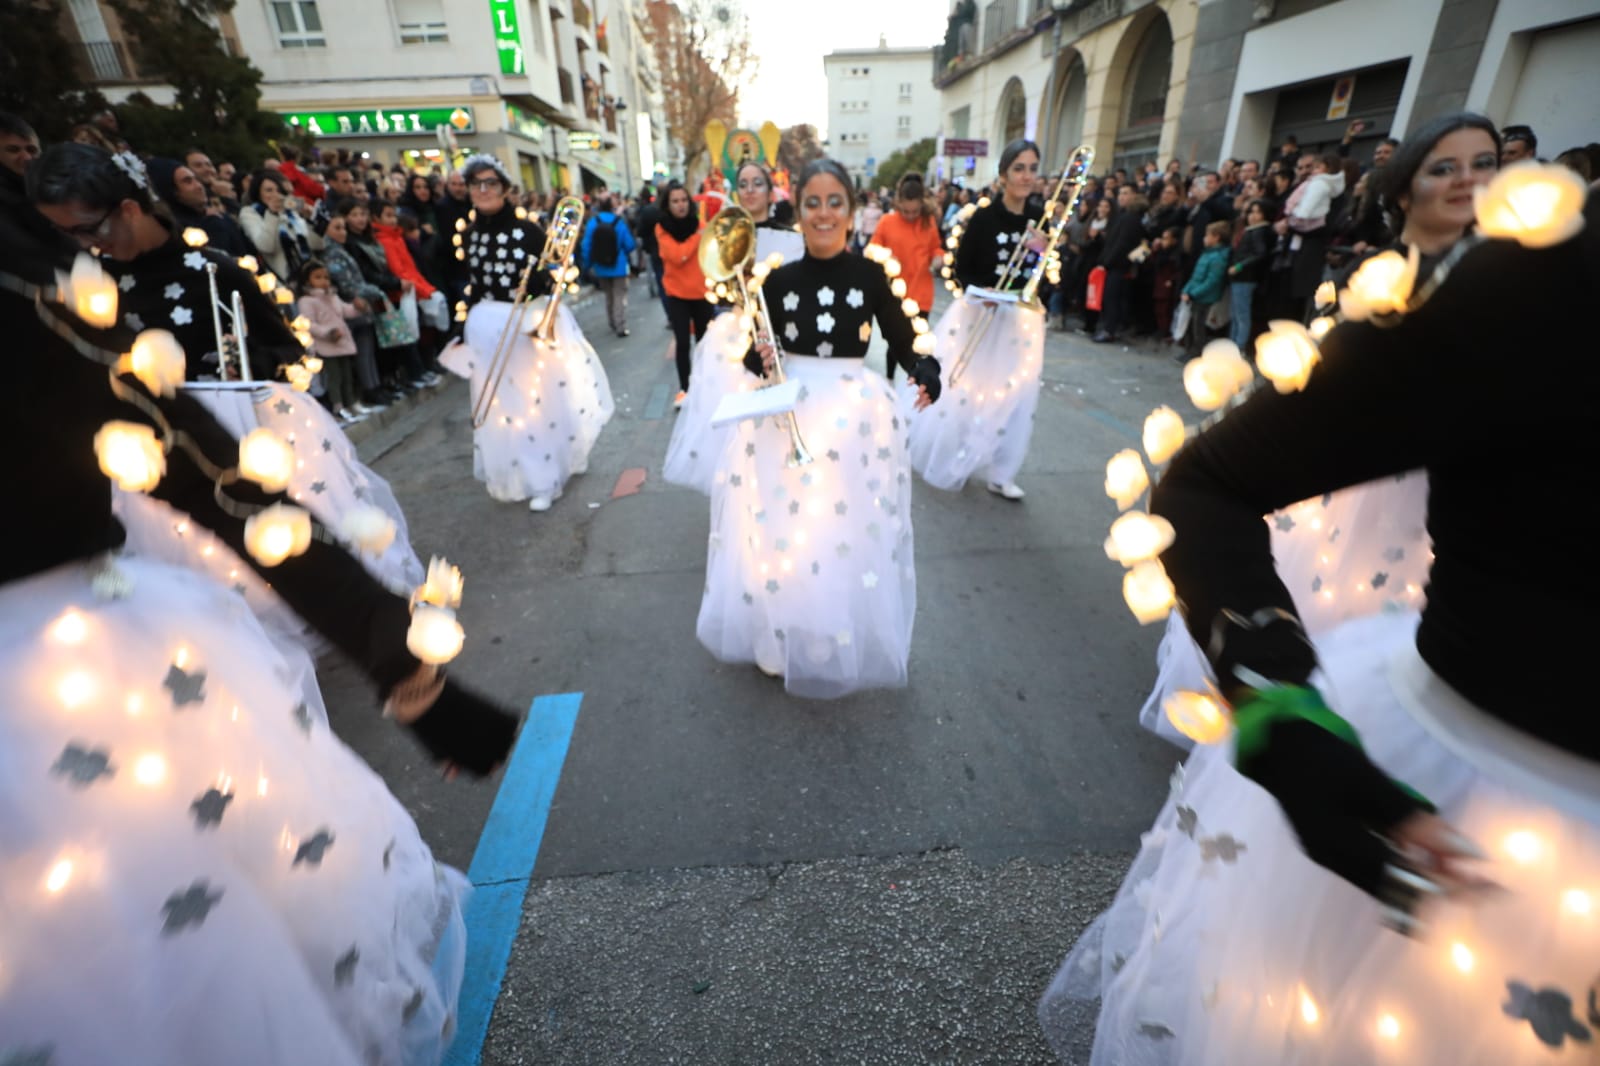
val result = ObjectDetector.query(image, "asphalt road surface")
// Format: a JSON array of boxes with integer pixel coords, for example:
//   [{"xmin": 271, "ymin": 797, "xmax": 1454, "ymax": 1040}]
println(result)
[{"xmin": 320, "ymin": 275, "xmax": 1195, "ymax": 1065}]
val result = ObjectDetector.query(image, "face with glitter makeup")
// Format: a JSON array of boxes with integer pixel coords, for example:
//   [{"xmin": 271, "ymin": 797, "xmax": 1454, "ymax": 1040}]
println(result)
[
  {"xmin": 1398, "ymin": 128, "xmax": 1499, "ymax": 241},
  {"xmin": 736, "ymin": 163, "xmax": 772, "ymax": 218},
  {"xmin": 798, "ymin": 171, "xmax": 851, "ymax": 258}
]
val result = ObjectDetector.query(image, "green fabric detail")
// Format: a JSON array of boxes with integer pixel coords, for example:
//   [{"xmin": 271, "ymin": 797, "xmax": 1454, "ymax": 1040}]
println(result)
[{"xmin": 1231, "ymin": 684, "xmax": 1433, "ymax": 808}]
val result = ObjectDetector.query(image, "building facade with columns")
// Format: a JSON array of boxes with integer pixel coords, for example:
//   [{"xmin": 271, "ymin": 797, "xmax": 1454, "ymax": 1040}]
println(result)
[{"xmin": 933, "ymin": 0, "xmax": 1197, "ymax": 185}]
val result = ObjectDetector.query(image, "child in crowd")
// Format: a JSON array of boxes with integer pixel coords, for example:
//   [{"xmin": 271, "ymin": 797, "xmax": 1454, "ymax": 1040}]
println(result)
[
  {"xmin": 295, "ymin": 259, "xmax": 365, "ymax": 424},
  {"xmin": 1227, "ymin": 199, "xmax": 1275, "ymax": 348},
  {"xmin": 1179, "ymin": 219, "xmax": 1232, "ymax": 360},
  {"xmin": 1149, "ymin": 226, "xmax": 1181, "ymax": 342}
]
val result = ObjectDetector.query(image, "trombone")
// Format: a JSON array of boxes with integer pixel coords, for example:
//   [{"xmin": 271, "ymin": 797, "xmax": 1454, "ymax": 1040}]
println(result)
[
  {"xmin": 470, "ymin": 195, "xmax": 586, "ymax": 429},
  {"xmin": 948, "ymin": 145, "xmax": 1095, "ymax": 386},
  {"xmin": 699, "ymin": 205, "xmax": 814, "ymax": 468}
]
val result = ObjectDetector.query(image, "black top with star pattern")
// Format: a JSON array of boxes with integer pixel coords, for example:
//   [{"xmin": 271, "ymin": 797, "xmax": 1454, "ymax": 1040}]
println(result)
[
  {"xmin": 953, "ymin": 198, "xmax": 1044, "ymax": 292},
  {"xmin": 465, "ymin": 204, "xmax": 549, "ymax": 305},
  {"xmin": 755, "ymin": 250, "xmax": 923, "ymax": 375},
  {"xmin": 102, "ymin": 228, "xmax": 301, "ymax": 379}
]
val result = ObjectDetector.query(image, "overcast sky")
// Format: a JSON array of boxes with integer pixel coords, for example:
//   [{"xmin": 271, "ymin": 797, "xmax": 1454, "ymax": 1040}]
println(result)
[{"xmin": 736, "ymin": 2, "xmax": 949, "ymax": 139}]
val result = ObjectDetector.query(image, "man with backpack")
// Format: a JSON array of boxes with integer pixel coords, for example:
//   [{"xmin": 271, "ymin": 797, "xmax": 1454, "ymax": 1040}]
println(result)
[{"xmin": 579, "ymin": 193, "xmax": 638, "ymax": 338}]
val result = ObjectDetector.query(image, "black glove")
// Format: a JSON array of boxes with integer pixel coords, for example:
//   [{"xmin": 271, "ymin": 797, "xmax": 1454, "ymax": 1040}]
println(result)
[
  {"xmin": 1235, "ymin": 700, "xmax": 1431, "ymax": 899},
  {"xmin": 405, "ymin": 678, "xmax": 520, "ymax": 777},
  {"xmin": 742, "ymin": 346, "xmax": 767, "ymax": 377},
  {"xmin": 908, "ymin": 355, "xmax": 942, "ymax": 403}
]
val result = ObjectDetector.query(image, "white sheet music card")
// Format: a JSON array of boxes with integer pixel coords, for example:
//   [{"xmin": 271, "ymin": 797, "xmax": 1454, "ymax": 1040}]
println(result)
[
  {"xmin": 964, "ymin": 286, "xmax": 1022, "ymax": 304},
  {"xmin": 710, "ymin": 379, "xmax": 802, "ymax": 429}
]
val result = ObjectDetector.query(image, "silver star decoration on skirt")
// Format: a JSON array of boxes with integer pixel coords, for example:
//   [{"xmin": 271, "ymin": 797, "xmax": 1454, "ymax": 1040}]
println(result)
[
  {"xmin": 293, "ymin": 828, "xmax": 336, "ymax": 867},
  {"xmin": 334, "ymin": 944, "xmax": 360, "ymax": 986},
  {"xmin": 273, "ymin": 398, "xmax": 293, "ymax": 415},
  {"xmin": 293, "ymin": 702, "xmax": 313, "ymax": 734},
  {"xmin": 383, "ymin": 839, "xmax": 396, "ymax": 870},
  {"xmin": 835, "ymin": 501, "xmax": 848, "ymax": 516},
  {"xmin": 402, "ymin": 988, "xmax": 426, "ymax": 1023},
  {"xmin": 1199, "ymin": 834, "xmax": 1246, "ymax": 863},
  {"xmin": 191, "ymin": 788, "xmax": 233, "ymax": 829},
  {"xmin": 1175, "ymin": 805, "xmax": 1198, "ymax": 838},
  {"xmin": 765, "ymin": 579, "xmax": 780, "ymax": 594},
  {"xmin": 1503, "ymin": 982, "xmax": 1592, "ymax": 1049},
  {"xmin": 861, "ymin": 571, "xmax": 879, "ymax": 589},
  {"xmin": 321, "ymin": 438, "xmax": 333, "ymax": 452},
  {"xmin": 52, "ymin": 743, "xmax": 115, "ymax": 787},
  {"xmin": 309, "ymin": 480, "xmax": 327, "ymax": 495},
  {"xmin": 826, "ymin": 449, "xmax": 840, "ymax": 462},
  {"xmin": 835, "ymin": 542, "xmax": 851, "ymax": 558},
  {"xmin": 161, "ymin": 880, "xmax": 223, "ymax": 935},
  {"xmin": 164, "ymin": 663, "xmax": 207, "ymax": 707},
  {"xmin": 1138, "ymin": 1023, "xmax": 1176, "ymax": 1040},
  {"xmin": 1371, "ymin": 571, "xmax": 1388, "ymax": 589},
  {"xmin": 788, "ymin": 501, "xmax": 800, "ymax": 515},
  {"xmin": 1273, "ymin": 514, "xmax": 1295, "ymax": 531}
]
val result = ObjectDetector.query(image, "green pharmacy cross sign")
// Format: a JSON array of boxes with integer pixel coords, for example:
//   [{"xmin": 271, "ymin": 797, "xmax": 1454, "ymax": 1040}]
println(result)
[
  {"xmin": 284, "ymin": 107, "xmax": 476, "ymax": 138},
  {"xmin": 490, "ymin": 0, "xmax": 524, "ymax": 75}
]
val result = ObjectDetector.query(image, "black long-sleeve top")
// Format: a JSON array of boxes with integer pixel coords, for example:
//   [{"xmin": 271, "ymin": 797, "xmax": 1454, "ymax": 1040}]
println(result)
[
  {"xmin": 953, "ymin": 197, "xmax": 1044, "ymax": 291},
  {"xmin": 1099, "ymin": 208, "xmax": 1146, "ymax": 270},
  {"xmin": 752, "ymin": 250, "xmax": 923, "ymax": 375},
  {"xmin": 464, "ymin": 203, "xmax": 549, "ymax": 305},
  {"xmin": 4, "ymin": 280, "xmax": 415, "ymax": 697},
  {"xmin": 103, "ymin": 226, "xmax": 302, "ymax": 379},
  {"xmin": 1151, "ymin": 191, "xmax": 1600, "ymax": 760}
]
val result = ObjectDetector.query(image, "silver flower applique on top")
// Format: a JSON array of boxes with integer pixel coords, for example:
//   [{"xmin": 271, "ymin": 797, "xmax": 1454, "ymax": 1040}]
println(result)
[
  {"xmin": 846, "ymin": 288, "xmax": 864, "ymax": 308},
  {"xmin": 816, "ymin": 312, "xmax": 835, "ymax": 334},
  {"xmin": 817, "ymin": 286, "xmax": 835, "ymax": 307},
  {"xmin": 782, "ymin": 291, "xmax": 800, "ymax": 312}
]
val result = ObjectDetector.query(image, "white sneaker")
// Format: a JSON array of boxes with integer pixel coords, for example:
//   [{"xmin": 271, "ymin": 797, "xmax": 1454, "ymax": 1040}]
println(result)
[
  {"xmin": 528, "ymin": 494, "xmax": 553, "ymax": 512},
  {"xmin": 987, "ymin": 481, "xmax": 1026, "ymax": 501}
]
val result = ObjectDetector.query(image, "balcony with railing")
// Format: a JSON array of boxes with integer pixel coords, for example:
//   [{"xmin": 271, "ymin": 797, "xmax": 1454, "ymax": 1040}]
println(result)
[
  {"xmin": 933, "ymin": 0, "xmax": 1056, "ymax": 88},
  {"xmin": 73, "ymin": 33, "xmax": 241, "ymax": 84}
]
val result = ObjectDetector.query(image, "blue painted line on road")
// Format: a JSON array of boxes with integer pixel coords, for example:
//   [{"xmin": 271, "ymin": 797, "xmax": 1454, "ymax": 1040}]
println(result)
[
  {"xmin": 444, "ymin": 691, "xmax": 583, "ymax": 1066},
  {"xmin": 642, "ymin": 382, "xmax": 670, "ymax": 420},
  {"xmin": 1080, "ymin": 405, "xmax": 1141, "ymax": 443}
]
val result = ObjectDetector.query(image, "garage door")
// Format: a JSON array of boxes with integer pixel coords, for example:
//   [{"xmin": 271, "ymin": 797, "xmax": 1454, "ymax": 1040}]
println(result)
[{"xmin": 1504, "ymin": 16, "xmax": 1600, "ymax": 157}]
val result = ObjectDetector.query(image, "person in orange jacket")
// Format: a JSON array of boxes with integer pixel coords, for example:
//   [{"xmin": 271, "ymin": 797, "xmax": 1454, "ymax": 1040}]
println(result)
[
  {"xmin": 276, "ymin": 144, "xmax": 326, "ymax": 203},
  {"xmin": 656, "ymin": 180, "xmax": 710, "ymax": 407},
  {"xmin": 868, "ymin": 173, "xmax": 945, "ymax": 379},
  {"xmin": 373, "ymin": 200, "xmax": 448, "ymax": 376}
]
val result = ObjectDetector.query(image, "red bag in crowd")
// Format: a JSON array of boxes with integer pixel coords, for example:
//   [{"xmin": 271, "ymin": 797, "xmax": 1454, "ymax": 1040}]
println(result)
[{"xmin": 1086, "ymin": 266, "xmax": 1106, "ymax": 312}]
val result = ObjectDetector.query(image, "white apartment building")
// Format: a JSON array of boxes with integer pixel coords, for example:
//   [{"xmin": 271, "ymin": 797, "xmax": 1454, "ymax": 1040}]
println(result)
[
  {"xmin": 55, "ymin": 0, "xmax": 669, "ymax": 194},
  {"xmin": 823, "ymin": 40, "xmax": 945, "ymax": 189}
]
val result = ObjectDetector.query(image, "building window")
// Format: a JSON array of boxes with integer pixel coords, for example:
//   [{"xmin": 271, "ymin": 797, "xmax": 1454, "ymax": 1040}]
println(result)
[
  {"xmin": 898, "ymin": 82, "xmax": 913, "ymax": 99},
  {"xmin": 271, "ymin": 0, "xmax": 326, "ymax": 48},
  {"xmin": 394, "ymin": 0, "xmax": 447, "ymax": 43},
  {"xmin": 897, "ymin": 116, "xmax": 911, "ymax": 130}
]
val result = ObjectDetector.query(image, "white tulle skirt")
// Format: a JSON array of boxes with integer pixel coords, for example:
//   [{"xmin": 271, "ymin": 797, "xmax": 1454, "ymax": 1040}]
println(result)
[
  {"xmin": 662, "ymin": 310, "xmax": 751, "ymax": 495},
  {"xmin": 1139, "ymin": 471, "xmax": 1432, "ymax": 748},
  {"xmin": 907, "ymin": 294, "xmax": 1045, "ymax": 491},
  {"xmin": 1042, "ymin": 610, "xmax": 1600, "ymax": 1066},
  {"xmin": 696, "ymin": 356, "xmax": 918, "ymax": 698},
  {"xmin": 0, "ymin": 556, "xmax": 467, "ymax": 1066},
  {"xmin": 439, "ymin": 298, "xmax": 615, "ymax": 502}
]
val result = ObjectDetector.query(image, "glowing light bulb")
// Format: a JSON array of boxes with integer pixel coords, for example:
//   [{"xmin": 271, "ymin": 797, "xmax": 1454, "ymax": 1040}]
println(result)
[
  {"xmin": 242, "ymin": 503, "xmax": 313, "ymax": 567},
  {"xmin": 1104, "ymin": 449, "xmax": 1149, "ymax": 511},
  {"xmin": 238, "ymin": 428, "xmax": 295, "ymax": 492},
  {"xmin": 1504, "ymin": 830, "xmax": 1541, "ymax": 865},
  {"xmin": 237, "ymin": 255, "xmax": 259, "ymax": 273},
  {"xmin": 1255, "ymin": 320, "xmax": 1321, "ymax": 393},
  {"xmin": 1142, "ymin": 406, "xmax": 1186, "ymax": 464},
  {"xmin": 182, "ymin": 226, "xmax": 209, "ymax": 247},
  {"xmin": 1562, "ymin": 888, "xmax": 1592, "ymax": 916},
  {"xmin": 1450, "ymin": 942, "xmax": 1475, "ymax": 974},
  {"xmin": 65, "ymin": 253, "xmax": 118, "ymax": 327},
  {"xmin": 1163, "ymin": 689, "xmax": 1231, "ymax": 745},
  {"xmin": 1377, "ymin": 1014, "xmax": 1400, "ymax": 1040},
  {"xmin": 51, "ymin": 609, "xmax": 88, "ymax": 645},
  {"xmin": 133, "ymin": 753, "xmax": 167, "ymax": 787},
  {"xmin": 1122, "ymin": 560, "xmax": 1175, "ymax": 624},
  {"xmin": 407, "ymin": 603, "xmax": 465, "ymax": 664},
  {"xmin": 45, "ymin": 859, "xmax": 73, "ymax": 894},
  {"xmin": 257, "ymin": 273, "xmax": 277, "ymax": 294},
  {"xmin": 1299, "ymin": 988, "xmax": 1319, "ymax": 1025},
  {"xmin": 57, "ymin": 669, "xmax": 95, "ymax": 709},
  {"xmin": 1104, "ymin": 511, "xmax": 1175, "ymax": 566},
  {"xmin": 415, "ymin": 556, "xmax": 464, "ymax": 609},
  {"xmin": 128, "ymin": 329, "xmax": 186, "ymax": 398},
  {"xmin": 94, "ymin": 420, "xmax": 166, "ymax": 492}
]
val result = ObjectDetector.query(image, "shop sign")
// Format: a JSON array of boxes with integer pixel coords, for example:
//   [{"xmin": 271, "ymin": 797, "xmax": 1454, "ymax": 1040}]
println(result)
[
  {"xmin": 490, "ymin": 0, "xmax": 524, "ymax": 75},
  {"xmin": 568, "ymin": 131, "xmax": 605, "ymax": 152},
  {"xmin": 503, "ymin": 103, "xmax": 547, "ymax": 143},
  {"xmin": 943, "ymin": 138, "xmax": 988, "ymax": 157},
  {"xmin": 284, "ymin": 107, "xmax": 475, "ymax": 138}
]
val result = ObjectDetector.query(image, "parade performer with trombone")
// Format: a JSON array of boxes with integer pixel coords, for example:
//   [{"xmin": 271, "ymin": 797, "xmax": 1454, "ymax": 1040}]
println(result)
[
  {"xmin": 908, "ymin": 139, "xmax": 1087, "ymax": 502},
  {"xmin": 695, "ymin": 159, "xmax": 944, "ymax": 697},
  {"xmin": 663, "ymin": 159, "xmax": 805, "ymax": 495},
  {"xmin": 439, "ymin": 154, "xmax": 614, "ymax": 513}
]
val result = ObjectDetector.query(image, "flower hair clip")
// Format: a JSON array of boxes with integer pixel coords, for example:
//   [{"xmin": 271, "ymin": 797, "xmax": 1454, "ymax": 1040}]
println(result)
[{"xmin": 112, "ymin": 150, "xmax": 149, "ymax": 192}]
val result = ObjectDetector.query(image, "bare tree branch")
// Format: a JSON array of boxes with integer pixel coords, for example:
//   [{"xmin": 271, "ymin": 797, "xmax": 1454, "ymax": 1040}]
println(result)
[{"xmin": 643, "ymin": 0, "xmax": 756, "ymax": 178}]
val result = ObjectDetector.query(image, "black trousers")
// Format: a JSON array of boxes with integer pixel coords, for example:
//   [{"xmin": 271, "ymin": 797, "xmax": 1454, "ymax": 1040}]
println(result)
[{"xmin": 666, "ymin": 296, "xmax": 713, "ymax": 391}]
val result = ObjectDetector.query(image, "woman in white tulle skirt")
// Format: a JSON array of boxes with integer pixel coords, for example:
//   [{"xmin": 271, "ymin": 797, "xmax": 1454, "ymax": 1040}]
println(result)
[
  {"xmin": 1041, "ymin": 120, "xmax": 1598, "ymax": 1065},
  {"xmin": 664, "ymin": 162, "xmax": 805, "ymax": 495},
  {"xmin": 695, "ymin": 160, "xmax": 945, "ymax": 697},
  {"xmin": 908, "ymin": 138, "xmax": 1046, "ymax": 501},
  {"xmin": 2, "ymin": 195, "xmax": 520, "ymax": 1065},
  {"xmin": 437, "ymin": 155, "xmax": 613, "ymax": 512}
]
